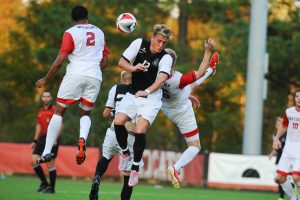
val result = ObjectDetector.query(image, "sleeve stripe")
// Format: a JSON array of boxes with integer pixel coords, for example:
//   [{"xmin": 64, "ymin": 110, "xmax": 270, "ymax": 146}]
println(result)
[
  {"xmin": 122, "ymin": 55, "xmax": 131, "ymax": 63},
  {"xmin": 159, "ymin": 71, "xmax": 170, "ymax": 77}
]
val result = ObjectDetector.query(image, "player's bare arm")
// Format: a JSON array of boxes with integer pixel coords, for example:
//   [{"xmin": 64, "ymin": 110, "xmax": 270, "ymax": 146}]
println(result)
[
  {"xmin": 272, "ymin": 125, "xmax": 287, "ymax": 150},
  {"xmin": 194, "ymin": 39, "xmax": 216, "ymax": 79},
  {"xmin": 100, "ymin": 56, "xmax": 108, "ymax": 70},
  {"xmin": 189, "ymin": 95, "xmax": 201, "ymax": 108},
  {"xmin": 118, "ymin": 57, "xmax": 146, "ymax": 72},
  {"xmin": 36, "ymin": 54, "xmax": 67, "ymax": 88},
  {"xmin": 103, "ymin": 107, "xmax": 112, "ymax": 119},
  {"xmin": 135, "ymin": 72, "xmax": 168, "ymax": 98}
]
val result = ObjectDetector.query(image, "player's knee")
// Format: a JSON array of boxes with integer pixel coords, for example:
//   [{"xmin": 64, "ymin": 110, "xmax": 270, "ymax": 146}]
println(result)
[
  {"xmin": 187, "ymin": 140, "xmax": 201, "ymax": 150},
  {"xmin": 79, "ymin": 107, "xmax": 91, "ymax": 117},
  {"xmin": 275, "ymin": 175, "xmax": 286, "ymax": 184},
  {"xmin": 31, "ymin": 155, "xmax": 38, "ymax": 165},
  {"xmin": 114, "ymin": 118, "xmax": 126, "ymax": 125},
  {"xmin": 46, "ymin": 160, "xmax": 55, "ymax": 168}
]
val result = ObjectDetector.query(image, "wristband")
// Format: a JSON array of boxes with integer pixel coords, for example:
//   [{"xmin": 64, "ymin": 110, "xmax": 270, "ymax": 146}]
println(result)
[
  {"xmin": 145, "ymin": 89, "xmax": 151, "ymax": 95},
  {"xmin": 33, "ymin": 140, "xmax": 38, "ymax": 143}
]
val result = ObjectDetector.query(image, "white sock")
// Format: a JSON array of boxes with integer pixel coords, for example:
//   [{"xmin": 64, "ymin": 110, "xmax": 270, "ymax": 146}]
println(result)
[
  {"xmin": 174, "ymin": 146, "xmax": 200, "ymax": 171},
  {"xmin": 194, "ymin": 68, "xmax": 212, "ymax": 86},
  {"xmin": 42, "ymin": 114, "xmax": 62, "ymax": 156},
  {"xmin": 79, "ymin": 115, "xmax": 91, "ymax": 141},
  {"xmin": 281, "ymin": 179, "xmax": 296, "ymax": 198}
]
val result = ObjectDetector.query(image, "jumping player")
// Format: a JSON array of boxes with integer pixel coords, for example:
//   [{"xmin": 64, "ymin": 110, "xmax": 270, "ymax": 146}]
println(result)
[
  {"xmin": 35, "ymin": 5, "xmax": 109, "ymax": 165},
  {"xmin": 162, "ymin": 39, "xmax": 218, "ymax": 188}
]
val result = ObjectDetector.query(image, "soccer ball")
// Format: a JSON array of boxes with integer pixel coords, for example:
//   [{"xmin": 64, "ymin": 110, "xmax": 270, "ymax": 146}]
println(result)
[{"xmin": 116, "ymin": 13, "xmax": 137, "ymax": 33}]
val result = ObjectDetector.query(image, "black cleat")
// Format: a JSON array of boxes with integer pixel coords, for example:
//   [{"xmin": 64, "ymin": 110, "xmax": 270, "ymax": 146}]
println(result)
[
  {"xmin": 42, "ymin": 186, "xmax": 55, "ymax": 194},
  {"xmin": 36, "ymin": 182, "xmax": 49, "ymax": 192},
  {"xmin": 89, "ymin": 176, "xmax": 100, "ymax": 200},
  {"xmin": 36, "ymin": 153, "xmax": 54, "ymax": 164}
]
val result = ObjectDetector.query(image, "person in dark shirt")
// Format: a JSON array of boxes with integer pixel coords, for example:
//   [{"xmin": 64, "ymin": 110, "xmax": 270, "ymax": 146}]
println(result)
[
  {"xmin": 114, "ymin": 24, "xmax": 173, "ymax": 187},
  {"xmin": 31, "ymin": 90, "xmax": 61, "ymax": 193}
]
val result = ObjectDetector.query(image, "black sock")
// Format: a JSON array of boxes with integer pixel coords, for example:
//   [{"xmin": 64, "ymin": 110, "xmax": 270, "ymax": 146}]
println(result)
[
  {"xmin": 33, "ymin": 164, "xmax": 48, "ymax": 184},
  {"xmin": 121, "ymin": 175, "xmax": 133, "ymax": 200},
  {"xmin": 49, "ymin": 167, "xmax": 57, "ymax": 189},
  {"xmin": 131, "ymin": 133, "xmax": 146, "ymax": 172},
  {"xmin": 278, "ymin": 184, "xmax": 285, "ymax": 198},
  {"xmin": 114, "ymin": 124, "xmax": 129, "ymax": 155},
  {"xmin": 95, "ymin": 157, "xmax": 111, "ymax": 177}
]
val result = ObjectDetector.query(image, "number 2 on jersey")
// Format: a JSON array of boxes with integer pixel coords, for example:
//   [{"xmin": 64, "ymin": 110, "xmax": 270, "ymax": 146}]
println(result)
[{"xmin": 86, "ymin": 32, "xmax": 95, "ymax": 46}]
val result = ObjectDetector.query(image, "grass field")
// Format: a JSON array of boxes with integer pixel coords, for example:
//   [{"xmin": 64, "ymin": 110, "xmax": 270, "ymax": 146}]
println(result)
[{"xmin": 0, "ymin": 176, "xmax": 278, "ymax": 200}]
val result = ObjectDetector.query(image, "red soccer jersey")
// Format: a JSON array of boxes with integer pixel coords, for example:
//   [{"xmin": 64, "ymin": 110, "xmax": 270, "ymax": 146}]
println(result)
[{"xmin": 37, "ymin": 105, "xmax": 56, "ymax": 135}]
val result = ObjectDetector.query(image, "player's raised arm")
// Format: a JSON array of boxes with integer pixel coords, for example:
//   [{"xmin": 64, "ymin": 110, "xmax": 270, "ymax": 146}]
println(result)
[
  {"xmin": 135, "ymin": 72, "xmax": 169, "ymax": 98},
  {"xmin": 194, "ymin": 39, "xmax": 216, "ymax": 79}
]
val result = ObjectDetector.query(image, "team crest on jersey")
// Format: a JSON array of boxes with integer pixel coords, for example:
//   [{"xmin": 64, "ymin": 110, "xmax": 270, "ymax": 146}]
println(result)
[
  {"xmin": 152, "ymin": 58, "xmax": 159, "ymax": 66},
  {"xmin": 139, "ymin": 47, "xmax": 146, "ymax": 54}
]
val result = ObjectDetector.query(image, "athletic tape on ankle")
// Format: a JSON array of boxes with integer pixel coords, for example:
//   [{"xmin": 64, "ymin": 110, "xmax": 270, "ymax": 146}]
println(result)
[
  {"xmin": 122, "ymin": 146, "xmax": 129, "ymax": 152},
  {"xmin": 133, "ymin": 161, "xmax": 140, "ymax": 166}
]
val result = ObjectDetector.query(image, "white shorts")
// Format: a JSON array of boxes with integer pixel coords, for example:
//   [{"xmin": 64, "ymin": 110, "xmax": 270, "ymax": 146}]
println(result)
[
  {"xmin": 56, "ymin": 74, "xmax": 101, "ymax": 111},
  {"xmin": 277, "ymin": 153, "xmax": 300, "ymax": 176},
  {"xmin": 116, "ymin": 91, "xmax": 162, "ymax": 125},
  {"xmin": 102, "ymin": 127, "xmax": 143, "ymax": 172},
  {"xmin": 162, "ymin": 101, "xmax": 199, "ymax": 142}
]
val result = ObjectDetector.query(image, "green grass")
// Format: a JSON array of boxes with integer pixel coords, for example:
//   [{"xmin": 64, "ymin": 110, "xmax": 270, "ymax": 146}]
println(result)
[{"xmin": 0, "ymin": 176, "xmax": 278, "ymax": 200}]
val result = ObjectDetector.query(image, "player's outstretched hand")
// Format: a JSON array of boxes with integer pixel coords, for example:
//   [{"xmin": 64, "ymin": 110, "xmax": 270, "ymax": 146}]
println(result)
[
  {"xmin": 205, "ymin": 38, "xmax": 216, "ymax": 51},
  {"xmin": 272, "ymin": 138, "xmax": 282, "ymax": 150},
  {"xmin": 189, "ymin": 95, "xmax": 200, "ymax": 108},
  {"xmin": 36, "ymin": 78, "xmax": 47, "ymax": 88}
]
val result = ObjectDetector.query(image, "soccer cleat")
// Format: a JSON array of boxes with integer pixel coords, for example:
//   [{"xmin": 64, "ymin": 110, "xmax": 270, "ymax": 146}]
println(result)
[
  {"xmin": 128, "ymin": 170, "xmax": 139, "ymax": 187},
  {"xmin": 167, "ymin": 166, "xmax": 181, "ymax": 189},
  {"xmin": 118, "ymin": 153, "xmax": 131, "ymax": 171},
  {"xmin": 209, "ymin": 52, "xmax": 219, "ymax": 76},
  {"xmin": 36, "ymin": 153, "xmax": 53, "ymax": 164},
  {"xmin": 89, "ymin": 176, "xmax": 100, "ymax": 200},
  {"xmin": 76, "ymin": 137, "xmax": 86, "ymax": 165},
  {"xmin": 42, "ymin": 186, "xmax": 55, "ymax": 194},
  {"xmin": 36, "ymin": 182, "xmax": 49, "ymax": 192}
]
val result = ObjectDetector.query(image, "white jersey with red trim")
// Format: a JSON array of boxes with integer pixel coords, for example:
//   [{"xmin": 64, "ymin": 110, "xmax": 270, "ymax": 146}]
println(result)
[
  {"xmin": 64, "ymin": 24, "xmax": 106, "ymax": 81},
  {"xmin": 282, "ymin": 106, "xmax": 300, "ymax": 158},
  {"xmin": 162, "ymin": 71, "xmax": 191, "ymax": 109}
]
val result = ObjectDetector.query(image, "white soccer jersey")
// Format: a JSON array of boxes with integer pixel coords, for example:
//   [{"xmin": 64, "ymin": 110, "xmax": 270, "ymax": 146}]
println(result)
[
  {"xmin": 60, "ymin": 24, "xmax": 108, "ymax": 81},
  {"xmin": 282, "ymin": 107, "xmax": 300, "ymax": 158},
  {"xmin": 105, "ymin": 84, "xmax": 129, "ymax": 110},
  {"xmin": 162, "ymin": 71, "xmax": 192, "ymax": 109},
  {"xmin": 105, "ymin": 85, "xmax": 117, "ymax": 109}
]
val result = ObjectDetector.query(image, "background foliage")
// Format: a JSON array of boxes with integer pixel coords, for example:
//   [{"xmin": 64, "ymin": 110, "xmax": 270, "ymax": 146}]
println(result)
[{"xmin": 0, "ymin": 0, "xmax": 299, "ymax": 154}]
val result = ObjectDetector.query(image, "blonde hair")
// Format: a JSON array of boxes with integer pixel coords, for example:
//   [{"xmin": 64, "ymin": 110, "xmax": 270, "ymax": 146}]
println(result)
[
  {"xmin": 153, "ymin": 24, "xmax": 172, "ymax": 39},
  {"xmin": 120, "ymin": 71, "xmax": 129, "ymax": 80},
  {"xmin": 164, "ymin": 48, "xmax": 177, "ymax": 63}
]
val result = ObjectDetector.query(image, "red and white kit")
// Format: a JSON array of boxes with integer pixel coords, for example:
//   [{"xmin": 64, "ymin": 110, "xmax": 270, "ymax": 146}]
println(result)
[
  {"xmin": 277, "ymin": 107, "xmax": 300, "ymax": 176},
  {"xmin": 56, "ymin": 24, "xmax": 109, "ymax": 110},
  {"xmin": 161, "ymin": 71, "xmax": 199, "ymax": 142}
]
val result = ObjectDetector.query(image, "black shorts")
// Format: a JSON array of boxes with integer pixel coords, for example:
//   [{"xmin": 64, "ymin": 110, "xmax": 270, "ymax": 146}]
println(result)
[{"xmin": 32, "ymin": 135, "xmax": 60, "ymax": 159}]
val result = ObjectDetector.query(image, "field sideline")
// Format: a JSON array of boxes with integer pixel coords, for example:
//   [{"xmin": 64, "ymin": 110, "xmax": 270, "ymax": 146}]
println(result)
[{"xmin": 0, "ymin": 176, "xmax": 278, "ymax": 200}]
